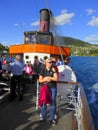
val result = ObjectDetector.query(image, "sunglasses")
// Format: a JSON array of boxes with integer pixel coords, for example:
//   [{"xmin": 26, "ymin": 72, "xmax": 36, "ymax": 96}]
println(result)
[
  {"xmin": 52, "ymin": 61, "xmax": 56, "ymax": 63},
  {"xmin": 48, "ymin": 62, "xmax": 52, "ymax": 64}
]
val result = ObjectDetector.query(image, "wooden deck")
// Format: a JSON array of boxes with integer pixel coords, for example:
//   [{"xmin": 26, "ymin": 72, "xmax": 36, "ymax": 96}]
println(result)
[{"xmin": 0, "ymin": 82, "xmax": 76, "ymax": 130}]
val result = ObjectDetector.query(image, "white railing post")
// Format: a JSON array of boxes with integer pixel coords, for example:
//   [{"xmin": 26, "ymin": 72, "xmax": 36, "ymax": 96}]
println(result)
[{"xmin": 36, "ymin": 80, "xmax": 39, "ymax": 109}]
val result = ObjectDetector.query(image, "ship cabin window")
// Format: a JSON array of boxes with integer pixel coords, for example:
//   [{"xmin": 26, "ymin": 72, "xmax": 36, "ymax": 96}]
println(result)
[
  {"xmin": 24, "ymin": 31, "xmax": 53, "ymax": 45},
  {"xmin": 25, "ymin": 55, "xmax": 29, "ymax": 59},
  {"xmin": 37, "ymin": 34, "xmax": 50, "ymax": 44}
]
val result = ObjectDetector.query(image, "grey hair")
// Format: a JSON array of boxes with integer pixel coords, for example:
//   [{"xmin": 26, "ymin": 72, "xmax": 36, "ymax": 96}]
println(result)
[{"xmin": 15, "ymin": 55, "xmax": 22, "ymax": 61}]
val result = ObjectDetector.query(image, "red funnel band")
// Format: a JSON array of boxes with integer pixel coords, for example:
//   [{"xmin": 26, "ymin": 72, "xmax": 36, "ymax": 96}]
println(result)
[{"xmin": 40, "ymin": 21, "xmax": 49, "ymax": 32}]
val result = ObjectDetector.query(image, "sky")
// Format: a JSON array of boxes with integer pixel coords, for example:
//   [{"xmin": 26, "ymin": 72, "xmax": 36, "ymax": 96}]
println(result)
[{"xmin": 0, "ymin": 0, "xmax": 98, "ymax": 46}]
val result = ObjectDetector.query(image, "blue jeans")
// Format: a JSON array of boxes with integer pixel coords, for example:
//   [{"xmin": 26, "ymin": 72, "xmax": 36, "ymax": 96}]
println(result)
[{"xmin": 41, "ymin": 87, "xmax": 57, "ymax": 120}]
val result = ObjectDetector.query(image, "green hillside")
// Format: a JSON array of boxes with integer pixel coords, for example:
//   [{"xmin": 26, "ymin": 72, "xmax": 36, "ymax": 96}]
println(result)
[
  {"xmin": 54, "ymin": 36, "xmax": 98, "ymax": 56},
  {"xmin": 0, "ymin": 43, "xmax": 9, "ymax": 57},
  {"xmin": 62, "ymin": 36, "xmax": 91, "ymax": 46},
  {"xmin": 54, "ymin": 36, "xmax": 92, "ymax": 46},
  {"xmin": 0, "ymin": 43, "xmax": 7, "ymax": 50}
]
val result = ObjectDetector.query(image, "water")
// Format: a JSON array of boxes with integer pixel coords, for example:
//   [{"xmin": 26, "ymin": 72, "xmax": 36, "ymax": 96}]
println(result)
[{"xmin": 71, "ymin": 56, "xmax": 98, "ymax": 130}]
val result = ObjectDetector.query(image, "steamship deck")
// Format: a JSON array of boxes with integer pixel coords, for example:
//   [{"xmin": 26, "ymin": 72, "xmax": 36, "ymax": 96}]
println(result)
[{"xmin": 0, "ymin": 82, "xmax": 77, "ymax": 130}]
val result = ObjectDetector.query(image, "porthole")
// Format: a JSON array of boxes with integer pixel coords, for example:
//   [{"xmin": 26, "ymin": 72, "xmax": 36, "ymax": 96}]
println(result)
[{"xmin": 25, "ymin": 55, "xmax": 29, "ymax": 59}]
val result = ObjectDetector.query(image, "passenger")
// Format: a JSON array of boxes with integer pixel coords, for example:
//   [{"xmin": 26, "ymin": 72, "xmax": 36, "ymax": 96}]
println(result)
[
  {"xmin": 39, "ymin": 58, "xmax": 58, "ymax": 126},
  {"xmin": 24, "ymin": 61, "xmax": 34, "ymax": 83},
  {"xmin": 1, "ymin": 61, "xmax": 10, "ymax": 80},
  {"xmin": 51, "ymin": 57, "xmax": 59, "ymax": 76},
  {"xmin": 39, "ymin": 56, "xmax": 49, "ymax": 67},
  {"xmin": 34, "ymin": 55, "xmax": 38, "ymax": 62},
  {"xmin": 33, "ymin": 56, "xmax": 43, "ymax": 80},
  {"xmin": 2, "ymin": 61, "xmax": 9, "ymax": 73},
  {"xmin": 56, "ymin": 57, "xmax": 62, "ymax": 66},
  {"xmin": 51, "ymin": 57, "xmax": 59, "ymax": 119},
  {"xmin": 0, "ymin": 60, "xmax": 2, "ymax": 80},
  {"xmin": 39, "ymin": 58, "xmax": 44, "ymax": 64},
  {"xmin": 64, "ymin": 57, "xmax": 71, "ymax": 65},
  {"xmin": 2, "ymin": 56, "xmax": 7, "ymax": 65},
  {"xmin": 8, "ymin": 55, "xmax": 24, "ymax": 101},
  {"xmin": 39, "ymin": 56, "xmax": 48, "ymax": 67},
  {"xmin": 0, "ymin": 60, "xmax": 2, "ymax": 70},
  {"xmin": 24, "ymin": 61, "xmax": 33, "ymax": 75}
]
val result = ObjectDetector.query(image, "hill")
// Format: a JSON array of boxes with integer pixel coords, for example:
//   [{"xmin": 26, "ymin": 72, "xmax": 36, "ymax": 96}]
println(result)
[
  {"xmin": 0, "ymin": 43, "xmax": 8, "ymax": 50},
  {"xmin": 54, "ymin": 36, "xmax": 98, "ymax": 56},
  {"xmin": 0, "ymin": 43, "xmax": 9, "ymax": 57}
]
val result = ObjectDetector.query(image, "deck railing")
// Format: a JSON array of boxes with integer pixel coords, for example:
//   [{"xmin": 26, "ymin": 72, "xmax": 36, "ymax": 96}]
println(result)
[{"xmin": 35, "ymin": 80, "xmax": 94, "ymax": 130}]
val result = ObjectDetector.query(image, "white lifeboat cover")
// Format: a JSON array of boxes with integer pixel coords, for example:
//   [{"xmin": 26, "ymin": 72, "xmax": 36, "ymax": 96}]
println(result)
[
  {"xmin": 58, "ymin": 65, "xmax": 77, "ymax": 82},
  {"xmin": 57, "ymin": 65, "xmax": 77, "ymax": 97}
]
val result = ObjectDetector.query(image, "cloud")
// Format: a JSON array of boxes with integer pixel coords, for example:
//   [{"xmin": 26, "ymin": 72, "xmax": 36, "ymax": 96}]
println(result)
[
  {"xmin": 54, "ymin": 10, "xmax": 75, "ymax": 25},
  {"xmin": 61, "ymin": 9, "xmax": 68, "ymax": 14},
  {"xmin": 31, "ymin": 21, "xmax": 39, "ymax": 26},
  {"xmin": 85, "ymin": 35, "xmax": 98, "ymax": 43},
  {"xmin": 86, "ymin": 8, "xmax": 96, "ymax": 15},
  {"xmin": 31, "ymin": 9, "xmax": 75, "ymax": 26},
  {"xmin": 14, "ymin": 23, "xmax": 19, "ymax": 26},
  {"xmin": 88, "ymin": 16, "xmax": 98, "ymax": 27}
]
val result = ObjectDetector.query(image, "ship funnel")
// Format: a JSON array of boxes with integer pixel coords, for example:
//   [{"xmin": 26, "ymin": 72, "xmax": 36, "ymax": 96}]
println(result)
[{"xmin": 39, "ymin": 9, "xmax": 51, "ymax": 32}]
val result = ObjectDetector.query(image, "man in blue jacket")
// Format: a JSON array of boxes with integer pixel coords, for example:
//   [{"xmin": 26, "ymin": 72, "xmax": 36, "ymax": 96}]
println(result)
[{"xmin": 8, "ymin": 55, "xmax": 24, "ymax": 101}]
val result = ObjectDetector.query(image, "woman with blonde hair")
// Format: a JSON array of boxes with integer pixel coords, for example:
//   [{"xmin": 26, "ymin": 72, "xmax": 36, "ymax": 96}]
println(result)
[{"xmin": 39, "ymin": 58, "xmax": 58, "ymax": 126}]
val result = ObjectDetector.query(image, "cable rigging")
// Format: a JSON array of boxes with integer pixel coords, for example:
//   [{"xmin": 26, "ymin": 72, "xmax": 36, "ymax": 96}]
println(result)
[{"xmin": 45, "ymin": 0, "xmax": 65, "ymax": 65}]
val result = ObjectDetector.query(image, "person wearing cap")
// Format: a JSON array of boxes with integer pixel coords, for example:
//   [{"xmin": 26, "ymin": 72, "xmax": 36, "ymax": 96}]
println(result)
[
  {"xmin": 64, "ymin": 57, "xmax": 71, "ymax": 65},
  {"xmin": 39, "ymin": 58, "xmax": 58, "ymax": 126},
  {"xmin": 8, "ymin": 55, "xmax": 24, "ymax": 101}
]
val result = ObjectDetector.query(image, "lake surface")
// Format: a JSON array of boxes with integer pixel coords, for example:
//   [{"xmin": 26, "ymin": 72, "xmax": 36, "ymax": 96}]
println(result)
[{"xmin": 71, "ymin": 56, "xmax": 98, "ymax": 130}]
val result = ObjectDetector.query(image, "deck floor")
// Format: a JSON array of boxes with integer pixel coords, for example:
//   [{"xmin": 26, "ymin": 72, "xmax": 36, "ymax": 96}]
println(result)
[{"xmin": 0, "ymin": 83, "xmax": 76, "ymax": 130}]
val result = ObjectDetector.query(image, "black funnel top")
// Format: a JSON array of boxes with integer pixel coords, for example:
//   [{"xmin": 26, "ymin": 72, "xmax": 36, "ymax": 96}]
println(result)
[{"xmin": 39, "ymin": 9, "xmax": 51, "ymax": 32}]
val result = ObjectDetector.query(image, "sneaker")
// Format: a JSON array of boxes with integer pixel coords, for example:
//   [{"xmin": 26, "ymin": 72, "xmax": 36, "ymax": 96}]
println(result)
[
  {"xmin": 39, "ymin": 117, "xmax": 45, "ymax": 123},
  {"xmin": 54, "ymin": 113, "xmax": 57, "ymax": 120},
  {"xmin": 50, "ymin": 120, "xmax": 56, "ymax": 126}
]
